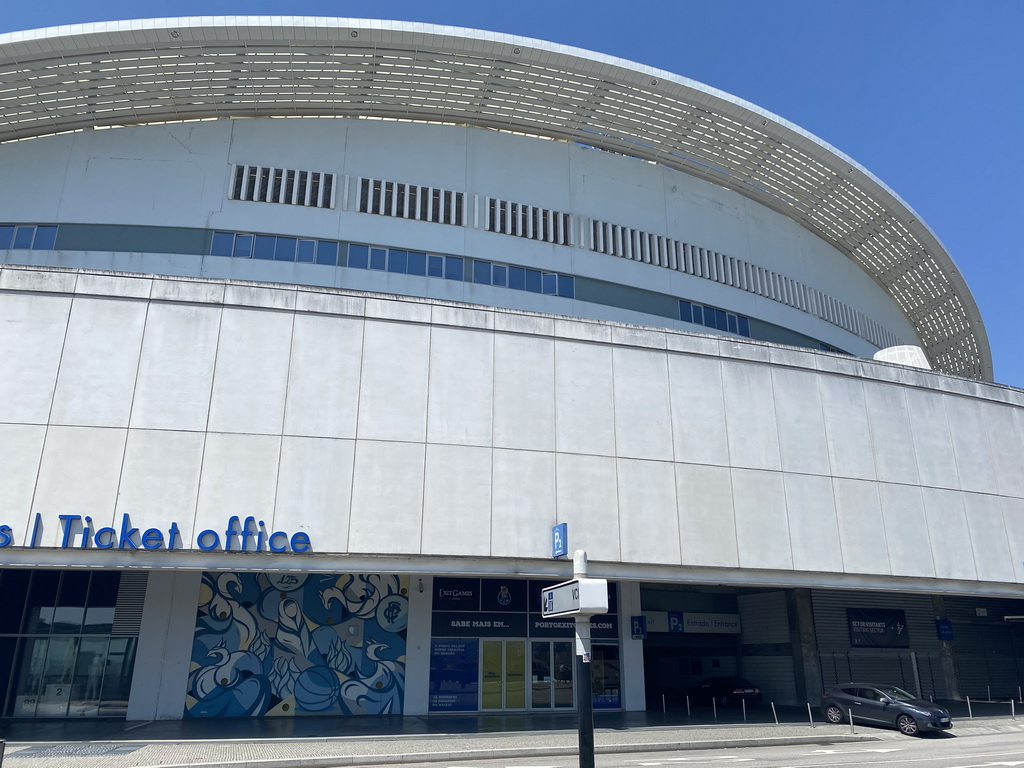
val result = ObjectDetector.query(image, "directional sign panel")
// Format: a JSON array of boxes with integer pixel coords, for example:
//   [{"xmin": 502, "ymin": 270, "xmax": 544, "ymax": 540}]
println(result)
[
  {"xmin": 552, "ymin": 523, "xmax": 568, "ymax": 558},
  {"xmin": 541, "ymin": 577, "xmax": 609, "ymax": 618}
]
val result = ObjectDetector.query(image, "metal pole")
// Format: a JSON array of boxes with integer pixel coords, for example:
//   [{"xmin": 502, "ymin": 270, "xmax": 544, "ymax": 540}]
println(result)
[
  {"xmin": 742, "ymin": 698, "xmax": 747, "ymax": 722},
  {"xmin": 771, "ymin": 701, "xmax": 778, "ymax": 725},
  {"xmin": 988, "ymin": 685, "xmax": 992, "ymax": 701},
  {"xmin": 1018, "ymin": 685, "xmax": 1022, "ymax": 704},
  {"xmin": 807, "ymin": 702, "xmax": 815, "ymax": 728},
  {"xmin": 1012, "ymin": 699, "xmax": 1016, "ymax": 721},
  {"xmin": 967, "ymin": 695, "xmax": 973, "ymax": 719},
  {"xmin": 848, "ymin": 707, "xmax": 855, "ymax": 733},
  {"xmin": 573, "ymin": 551, "xmax": 594, "ymax": 768},
  {"xmin": 661, "ymin": 693, "xmax": 665, "ymax": 714},
  {"xmin": 712, "ymin": 697, "xmax": 717, "ymax": 721},
  {"xmin": 686, "ymin": 695, "xmax": 690, "ymax": 719}
]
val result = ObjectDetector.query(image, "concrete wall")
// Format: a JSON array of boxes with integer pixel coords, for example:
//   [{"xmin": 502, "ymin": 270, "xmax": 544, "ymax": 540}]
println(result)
[
  {"xmin": 0, "ymin": 117, "xmax": 918, "ymax": 358},
  {"xmin": 2, "ymin": 265, "xmax": 1022, "ymax": 595}
]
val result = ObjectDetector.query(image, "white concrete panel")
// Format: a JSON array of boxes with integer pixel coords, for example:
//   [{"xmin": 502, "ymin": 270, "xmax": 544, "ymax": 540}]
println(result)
[
  {"xmin": 348, "ymin": 440, "xmax": 425, "ymax": 554},
  {"xmin": 732, "ymin": 468, "xmax": 792, "ymax": 570},
  {"xmin": 554, "ymin": 341, "xmax": 615, "ymax": 456},
  {"xmin": 274, "ymin": 436, "xmax": 355, "ymax": 555},
  {"xmin": 864, "ymin": 383, "xmax": 920, "ymax": 485},
  {"xmin": 421, "ymin": 444, "xmax": 492, "ymax": 556},
  {"xmin": 833, "ymin": 478, "xmax": 889, "ymax": 575},
  {"xmin": 771, "ymin": 367, "xmax": 830, "ymax": 475},
  {"xmin": 32, "ymin": 426, "xmax": 127, "ymax": 547},
  {"xmin": 131, "ymin": 302, "xmax": 220, "ymax": 431},
  {"xmin": 491, "ymin": 448, "xmax": 555, "ymax": 559},
  {"xmin": 944, "ymin": 397, "xmax": 998, "ymax": 494},
  {"xmin": 356, "ymin": 321, "xmax": 431, "ymax": 443},
  {"xmin": 283, "ymin": 314, "xmax": 364, "ymax": 439},
  {"xmin": 193, "ymin": 433, "xmax": 280, "ymax": 548},
  {"xmin": 905, "ymin": 388, "xmax": 959, "ymax": 490},
  {"xmin": 676, "ymin": 463, "xmax": 738, "ymax": 568},
  {"xmin": 1000, "ymin": 496, "xmax": 1024, "ymax": 584},
  {"xmin": 208, "ymin": 308, "xmax": 293, "ymax": 435},
  {"xmin": 921, "ymin": 488, "xmax": 978, "ymax": 581},
  {"xmin": 128, "ymin": 569, "xmax": 202, "ymax": 720},
  {"xmin": 50, "ymin": 297, "xmax": 147, "ymax": 427},
  {"xmin": 668, "ymin": 354, "xmax": 730, "ymax": 466},
  {"xmin": 984, "ymin": 404, "xmax": 1024, "ymax": 499},
  {"xmin": 877, "ymin": 483, "xmax": 936, "ymax": 578},
  {"xmin": 963, "ymin": 493, "xmax": 1015, "ymax": 583},
  {"xmin": 783, "ymin": 473, "xmax": 842, "ymax": 573},
  {"xmin": 0, "ymin": 294, "xmax": 70, "ymax": 424},
  {"xmin": 617, "ymin": 459, "xmax": 680, "ymax": 565},
  {"xmin": 555, "ymin": 453, "xmax": 620, "ymax": 562},
  {"xmin": 721, "ymin": 362, "xmax": 782, "ymax": 471},
  {"xmin": 612, "ymin": 347, "xmax": 673, "ymax": 461},
  {"xmin": 493, "ymin": 335, "xmax": 555, "ymax": 451},
  {"xmin": 0, "ymin": 424, "xmax": 45, "ymax": 544},
  {"xmin": 819, "ymin": 375, "xmax": 876, "ymax": 481},
  {"xmin": 426, "ymin": 327, "xmax": 493, "ymax": 446},
  {"xmin": 115, "ymin": 429, "xmax": 205, "ymax": 547}
]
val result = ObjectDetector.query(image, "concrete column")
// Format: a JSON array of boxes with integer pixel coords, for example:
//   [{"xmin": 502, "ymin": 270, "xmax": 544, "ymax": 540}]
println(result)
[
  {"xmin": 617, "ymin": 581, "xmax": 646, "ymax": 711},
  {"xmin": 787, "ymin": 589, "xmax": 822, "ymax": 704},
  {"xmin": 932, "ymin": 595, "xmax": 961, "ymax": 700},
  {"xmin": 127, "ymin": 569, "xmax": 202, "ymax": 721},
  {"xmin": 403, "ymin": 575, "xmax": 434, "ymax": 715}
]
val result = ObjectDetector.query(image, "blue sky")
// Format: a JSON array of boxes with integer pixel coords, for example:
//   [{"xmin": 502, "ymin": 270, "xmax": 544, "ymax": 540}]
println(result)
[{"xmin": 4, "ymin": 1, "xmax": 1021, "ymax": 387}]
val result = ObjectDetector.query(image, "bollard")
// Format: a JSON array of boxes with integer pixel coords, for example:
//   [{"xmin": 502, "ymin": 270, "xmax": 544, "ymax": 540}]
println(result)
[
  {"xmin": 807, "ymin": 701, "xmax": 815, "ymax": 728},
  {"xmin": 742, "ymin": 698, "xmax": 747, "ymax": 722},
  {"xmin": 771, "ymin": 701, "xmax": 779, "ymax": 726},
  {"xmin": 967, "ymin": 696, "xmax": 974, "ymax": 719},
  {"xmin": 1, "ymin": 738, "xmax": 5, "ymax": 766},
  {"xmin": 848, "ymin": 706, "xmax": 855, "ymax": 734},
  {"xmin": 686, "ymin": 695, "xmax": 690, "ymax": 719},
  {"xmin": 662, "ymin": 693, "xmax": 666, "ymax": 714},
  {"xmin": 1019, "ymin": 685, "xmax": 1022, "ymax": 704},
  {"xmin": 712, "ymin": 697, "xmax": 717, "ymax": 722},
  {"xmin": 1012, "ymin": 699, "xmax": 1016, "ymax": 721},
  {"xmin": 988, "ymin": 685, "xmax": 992, "ymax": 701}
]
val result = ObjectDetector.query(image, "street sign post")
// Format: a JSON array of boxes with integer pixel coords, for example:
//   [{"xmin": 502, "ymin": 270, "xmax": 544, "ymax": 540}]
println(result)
[{"xmin": 542, "ymin": 550, "xmax": 608, "ymax": 768}]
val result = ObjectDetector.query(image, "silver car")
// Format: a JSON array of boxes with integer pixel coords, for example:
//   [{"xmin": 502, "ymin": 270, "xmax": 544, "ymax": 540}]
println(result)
[{"xmin": 821, "ymin": 683, "xmax": 953, "ymax": 735}]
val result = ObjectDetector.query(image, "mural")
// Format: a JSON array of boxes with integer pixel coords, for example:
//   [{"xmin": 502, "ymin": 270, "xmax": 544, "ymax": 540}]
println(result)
[{"xmin": 186, "ymin": 572, "xmax": 408, "ymax": 717}]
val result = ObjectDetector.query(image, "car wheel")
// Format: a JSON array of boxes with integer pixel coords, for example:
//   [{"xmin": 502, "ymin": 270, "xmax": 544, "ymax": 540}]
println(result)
[
  {"xmin": 897, "ymin": 714, "xmax": 919, "ymax": 736},
  {"xmin": 824, "ymin": 704, "xmax": 844, "ymax": 724}
]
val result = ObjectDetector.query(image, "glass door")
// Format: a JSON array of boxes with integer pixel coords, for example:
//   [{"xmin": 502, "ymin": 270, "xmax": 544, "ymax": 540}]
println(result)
[
  {"xmin": 530, "ymin": 640, "xmax": 574, "ymax": 709},
  {"xmin": 481, "ymin": 640, "xmax": 526, "ymax": 710}
]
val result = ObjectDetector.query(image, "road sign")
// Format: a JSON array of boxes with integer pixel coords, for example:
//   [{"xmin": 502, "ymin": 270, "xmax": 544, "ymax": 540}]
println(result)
[
  {"xmin": 631, "ymin": 615, "xmax": 647, "ymax": 639},
  {"xmin": 541, "ymin": 577, "xmax": 608, "ymax": 618},
  {"xmin": 552, "ymin": 523, "xmax": 568, "ymax": 558}
]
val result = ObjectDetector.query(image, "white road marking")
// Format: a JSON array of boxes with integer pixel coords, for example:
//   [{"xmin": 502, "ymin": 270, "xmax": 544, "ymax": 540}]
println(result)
[{"xmin": 808, "ymin": 748, "xmax": 903, "ymax": 754}]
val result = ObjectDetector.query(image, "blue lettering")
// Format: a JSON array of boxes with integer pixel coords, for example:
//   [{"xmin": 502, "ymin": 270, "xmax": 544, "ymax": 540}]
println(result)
[
  {"xmin": 290, "ymin": 531, "xmax": 311, "ymax": 553},
  {"xmin": 0, "ymin": 525, "xmax": 12, "ymax": 547},
  {"xmin": 59, "ymin": 514, "xmax": 81, "ymax": 548},
  {"xmin": 118, "ymin": 514, "xmax": 139, "ymax": 549},
  {"xmin": 94, "ymin": 527, "xmax": 116, "ymax": 549},
  {"xmin": 197, "ymin": 529, "xmax": 220, "ymax": 550},
  {"xmin": 268, "ymin": 531, "xmax": 288, "ymax": 552},
  {"xmin": 168, "ymin": 521, "xmax": 181, "ymax": 550},
  {"xmin": 141, "ymin": 528, "xmax": 164, "ymax": 550}
]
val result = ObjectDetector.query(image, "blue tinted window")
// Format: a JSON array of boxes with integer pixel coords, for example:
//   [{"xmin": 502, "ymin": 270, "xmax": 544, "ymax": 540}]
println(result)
[
  {"xmin": 13, "ymin": 226, "xmax": 35, "ymax": 249},
  {"xmin": 679, "ymin": 300, "xmax": 692, "ymax": 323},
  {"xmin": 274, "ymin": 237, "xmax": 296, "ymax": 261},
  {"xmin": 297, "ymin": 240, "xmax": 316, "ymax": 263},
  {"xmin": 428, "ymin": 255, "xmax": 444, "ymax": 277},
  {"xmin": 315, "ymin": 241, "xmax": 339, "ymax": 266},
  {"xmin": 370, "ymin": 248, "xmax": 387, "ymax": 270},
  {"xmin": 444, "ymin": 257, "xmax": 464, "ymax": 281},
  {"xmin": 715, "ymin": 308, "xmax": 728, "ymax": 331},
  {"xmin": 525, "ymin": 269, "xmax": 542, "ymax": 293},
  {"xmin": 253, "ymin": 235, "xmax": 276, "ymax": 260},
  {"xmin": 211, "ymin": 231, "xmax": 234, "ymax": 257},
  {"xmin": 738, "ymin": 316, "xmax": 750, "ymax": 337},
  {"xmin": 348, "ymin": 244, "xmax": 368, "ymax": 269},
  {"xmin": 542, "ymin": 273, "xmax": 557, "ymax": 295},
  {"xmin": 508, "ymin": 266, "xmax": 525, "ymax": 290},
  {"xmin": 727, "ymin": 314, "xmax": 738, "ymax": 334},
  {"xmin": 691, "ymin": 305, "xmax": 703, "ymax": 325},
  {"xmin": 32, "ymin": 226, "xmax": 57, "ymax": 250},
  {"xmin": 388, "ymin": 249, "xmax": 408, "ymax": 273},
  {"xmin": 0, "ymin": 225, "xmax": 14, "ymax": 249},
  {"xmin": 233, "ymin": 234, "xmax": 253, "ymax": 258},
  {"xmin": 704, "ymin": 308, "xmax": 717, "ymax": 329},
  {"xmin": 557, "ymin": 275, "xmax": 574, "ymax": 299},
  {"xmin": 407, "ymin": 251, "xmax": 427, "ymax": 276},
  {"xmin": 473, "ymin": 260, "xmax": 491, "ymax": 284},
  {"xmin": 492, "ymin": 265, "xmax": 507, "ymax": 287}
]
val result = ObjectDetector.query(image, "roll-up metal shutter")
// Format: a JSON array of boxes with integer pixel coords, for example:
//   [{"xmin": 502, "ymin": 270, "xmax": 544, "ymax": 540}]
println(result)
[
  {"xmin": 111, "ymin": 571, "xmax": 149, "ymax": 637},
  {"xmin": 738, "ymin": 592, "xmax": 797, "ymax": 705},
  {"xmin": 811, "ymin": 590, "xmax": 946, "ymax": 699},
  {"xmin": 943, "ymin": 596, "xmax": 1024, "ymax": 699}
]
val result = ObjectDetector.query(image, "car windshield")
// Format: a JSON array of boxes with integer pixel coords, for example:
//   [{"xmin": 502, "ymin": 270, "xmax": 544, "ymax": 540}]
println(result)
[{"xmin": 876, "ymin": 686, "xmax": 915, "ymax": 702}]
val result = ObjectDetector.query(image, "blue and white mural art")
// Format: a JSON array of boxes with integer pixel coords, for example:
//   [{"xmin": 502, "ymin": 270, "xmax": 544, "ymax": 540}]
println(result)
[{"xmin": 186, "ymin": 572, "xmax": 408, "ymax": 717}]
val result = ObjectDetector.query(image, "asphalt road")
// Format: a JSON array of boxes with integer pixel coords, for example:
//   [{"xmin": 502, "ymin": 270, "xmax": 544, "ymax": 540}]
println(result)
[{"xmin": 391, "ymin": 730, "xmax": 1024, "ymax": 768}]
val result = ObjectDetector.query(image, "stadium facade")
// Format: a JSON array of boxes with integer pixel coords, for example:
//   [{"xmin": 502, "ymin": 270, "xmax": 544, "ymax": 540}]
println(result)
[{"xmin": 1, "ymin": 18, "xmax": 1022, "ymax": 721}]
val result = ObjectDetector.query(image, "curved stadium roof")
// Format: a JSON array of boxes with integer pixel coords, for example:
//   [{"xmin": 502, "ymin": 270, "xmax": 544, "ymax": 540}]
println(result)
[{"xmin": 0, "ymin": 17, "xmax": 991, "ymax": 380}]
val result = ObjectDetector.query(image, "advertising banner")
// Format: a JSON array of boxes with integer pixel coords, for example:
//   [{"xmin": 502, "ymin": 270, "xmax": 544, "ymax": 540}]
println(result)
[{"xmin": 848, "ymin": 608, "xmax": 909, "ymax": 648}]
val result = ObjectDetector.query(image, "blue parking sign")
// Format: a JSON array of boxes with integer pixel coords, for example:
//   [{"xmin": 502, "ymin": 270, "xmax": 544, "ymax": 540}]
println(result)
[
  {"xmin": 631, "ymin": 615, "xmax": 647, "ymax": 639},
  {"xmin": 552, "ymin": 523, "xmax": 568, "ymax": 558}
]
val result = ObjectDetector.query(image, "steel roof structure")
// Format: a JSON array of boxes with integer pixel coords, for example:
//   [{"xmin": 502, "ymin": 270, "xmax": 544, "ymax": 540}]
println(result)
[{"xmin": 0, "ymin": 17, "xmax": 991, "ymax": 380}]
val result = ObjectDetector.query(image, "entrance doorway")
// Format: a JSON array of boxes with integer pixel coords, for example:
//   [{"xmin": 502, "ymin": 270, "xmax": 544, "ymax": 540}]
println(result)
[
  {"xmin": 530, "ymin": 640, "xmax": 574, "ymax": 709},
  {"xmin": 481, "ymin": 640, "xmax": 526, "ymax": 710}
]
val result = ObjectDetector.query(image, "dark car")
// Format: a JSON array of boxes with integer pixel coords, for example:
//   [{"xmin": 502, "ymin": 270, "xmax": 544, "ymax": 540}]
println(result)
[
  {"xmin": 821, "ymin": 684, "xmax": 952, "ymax": 735},
  {"xmin": 688, "ymin": 676, "xmax": 762, "ymax": 707}
]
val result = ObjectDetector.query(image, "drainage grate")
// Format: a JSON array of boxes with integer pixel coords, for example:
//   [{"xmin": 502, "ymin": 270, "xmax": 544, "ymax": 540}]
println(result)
[{"xmin": 12, "ymin": 744, "xmax": 143, "ymax": 758}]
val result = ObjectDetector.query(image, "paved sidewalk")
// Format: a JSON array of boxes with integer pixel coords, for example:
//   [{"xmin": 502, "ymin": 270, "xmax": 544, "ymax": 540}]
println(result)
[{"xmin": 2, "ymin": 704, "xmax": 1022, "ymax": 768}]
